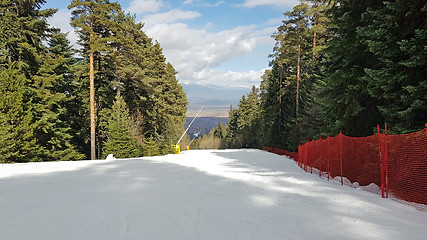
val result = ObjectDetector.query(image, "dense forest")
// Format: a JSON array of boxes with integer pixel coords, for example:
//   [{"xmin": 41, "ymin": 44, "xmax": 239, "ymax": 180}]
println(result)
[
  {"xmin": 0, "ymin": 0, "xmax": 187, "ymax": 162},
  {"xmin": 1, "ymin": 0, "xmax": 426, "ymax": 160},
  {"xmin": 194, "ymin": 0, "xmax": 426, "ymax": 151}
]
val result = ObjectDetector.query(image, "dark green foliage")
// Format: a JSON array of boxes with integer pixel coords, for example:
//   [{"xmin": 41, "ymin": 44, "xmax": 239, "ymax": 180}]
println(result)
[
  {"xmin": 214, "ymin": 122, "xmax": 225, "ymax": 139},
  {"xmin": 357, "ymin": 0, "xmax": 427, "ymax": 133},
  {"xmin": 259, "ymin": 65, "xmax": 298, "ymax": 150},
  {"xmin": 102, "ymin": 93, "xmax": 139, "ymax": 159},
  {"xmin": 0, "ymin": 0, "xmax": 187, "ymax": 162},
  {"xmin": 228, "ymin": 0, "xmax": 425, "ymax": 152},
  {"xmin": 68, "ymin": 1, "xmax": 188, "ymax": 158},
  {"xmin": 225, "ymin": 86, "xmax": 261, "ymax": 149},
  {"xmin": 0, "ymin": 0, "xmax": 84, "ymax": 162},
  {"xmin": 142, "ymin": 136, "xmax": 161, "ymax": 157},
  {"xmin": 321, "ymin": 0, "xmax": 385, "ymax": 137},
  {"xmin": 255, "ymin": 2, "xmax": 323, "ymax": 150},
  {"xmin": 321, "ymin": 0, "xmax": 426, "ymax": 135},
  {"xmin": 0, "ymin": 62, "xmax": 42, "ymax": 162}
]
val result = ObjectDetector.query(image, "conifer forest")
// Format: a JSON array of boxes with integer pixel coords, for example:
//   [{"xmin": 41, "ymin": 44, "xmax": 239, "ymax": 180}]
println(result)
[
  {"xmin": 1, "ymin": 0, "xmax": 187, "ymax": 162},
  {"xmin": 196, "ymin": 0, "xmax": 426, "ymax": 151},
  {"xmin": 1, "ymin": 0, "xmax": 426, "ymax": 161}
]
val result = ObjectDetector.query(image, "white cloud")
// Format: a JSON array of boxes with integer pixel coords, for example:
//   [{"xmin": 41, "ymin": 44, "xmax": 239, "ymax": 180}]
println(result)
[
  {"xmin": 242, "ymin": 0, "xmax": 299, "ymax": 8},
  {"xmin": 188, "ymin": 68, "xmax": 266, "ymax": 88},
  {"xmin": 142, "ymin": 9, "xmax": 201, "ymax": 25},
  {"xmin": 126, "ymin": 0, "xmax": 164, "ymax": 14},
  {"xmin": 140, "ymin": 10, "xmax": 278, "ymax": 90},
  {"xmin": 48, "ymin": 9, "xmax": 79, "ymax": 49},
  {"xmin": 184, "ymin": 0, "xmax": 224, "ymax": 7},
  {"xmin": 144, "ymin": 22, "xmax": 266, "ymax": 87},
  {"xmin": 201, "ymin": 1, "xmax": 224, "ymax": 7}
]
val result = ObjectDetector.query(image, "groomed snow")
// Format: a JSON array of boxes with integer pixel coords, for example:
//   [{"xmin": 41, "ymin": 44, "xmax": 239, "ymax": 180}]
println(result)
[{"xmin": 1, "ymin": 149, "xmax": 426, "ymax": 240}]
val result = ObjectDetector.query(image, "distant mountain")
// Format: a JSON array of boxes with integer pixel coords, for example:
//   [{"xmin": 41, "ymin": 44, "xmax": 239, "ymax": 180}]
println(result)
[
  {"xmin": 184, "ymin": 117, "xmax": 228, "ymax": 138},
  {"xmin": 182, "ymin": 84, "xmax": 248, "ymax": 117}
]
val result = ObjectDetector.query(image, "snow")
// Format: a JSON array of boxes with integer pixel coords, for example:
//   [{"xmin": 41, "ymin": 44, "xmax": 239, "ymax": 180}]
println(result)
[
  {"xmin": 105, "ymin": 154, "xmax": 116, "ymax": 160},
  {"xmin": 1, "ymin": 149, "xmax": 426, "ymax": 240}
]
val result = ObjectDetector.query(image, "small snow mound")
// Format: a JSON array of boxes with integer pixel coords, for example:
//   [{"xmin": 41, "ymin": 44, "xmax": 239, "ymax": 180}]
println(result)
[
  {"xmin": 106, "ymin": 154, "xmax": 115, "ymax": 160},
  {"xmin": 361, "ymin": 183, "xmax": 382, "ymax": 195}
]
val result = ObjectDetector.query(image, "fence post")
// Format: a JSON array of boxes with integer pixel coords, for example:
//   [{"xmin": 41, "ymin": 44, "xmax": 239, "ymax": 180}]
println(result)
[
  {"xmin": 385, "ymin": 124, "xmax": 389, "ymax": 198},
  {"xmin": 326, "ymin": 134, "xmax": 331, "ymax": 181},
  {"xmin": 305, "ymin": 142, "xmax": 308, "ymax": 172},
  {"xmin": 340, "ymin": 131, "xmax": 343, "ymax": 185},
  {"xmin": 319, "ymin": 137, "xmax": 322, "ymax": 178},
  {"xmin": 377, "ymin": 125, "xmax": 385, "ymax": 198},
  {"xmin": 311, "ymin": 137, "xmax": 315, "ymax": 174},
  {"xmin": 300, "ymin": 145, "xmax": 303, "ymax": 168},
  {"xmin": 304, "ymin": 142, "xmax": 308, "ymax": 172}
]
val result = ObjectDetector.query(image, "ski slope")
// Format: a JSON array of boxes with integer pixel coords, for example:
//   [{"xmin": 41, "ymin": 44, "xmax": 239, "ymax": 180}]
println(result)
[{"xmin": 1, "ymin": 149, "xmax": 426, "ymax": 240}]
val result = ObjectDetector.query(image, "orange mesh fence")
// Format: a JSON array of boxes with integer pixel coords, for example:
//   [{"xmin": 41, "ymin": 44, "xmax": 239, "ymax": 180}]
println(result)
[
  {"xmin": 387, "ymin": 130, "xmax": 427, "ymax": 205},
  {"xmin": 263, "ymin": 126, "xmax": 427, "ymax": 208}
]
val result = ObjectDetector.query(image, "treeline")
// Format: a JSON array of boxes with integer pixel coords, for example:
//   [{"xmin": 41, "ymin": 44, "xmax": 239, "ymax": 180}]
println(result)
[
  {"xmin": 196, "ymin": 0, "xmax": 426, "ymax": 151},
  {"xmin": 0, "ymin": 0, "xmax": 187, "ymax": 163}
]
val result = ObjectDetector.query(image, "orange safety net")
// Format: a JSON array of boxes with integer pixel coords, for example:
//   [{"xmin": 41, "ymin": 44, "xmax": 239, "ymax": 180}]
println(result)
[
  {"xmin": 387, "ymin": 130, "xmax": 427, "ymax": 205},
  {"xmin": 263, "ymin": 127, "xmax": 427, "ymax": 207}
]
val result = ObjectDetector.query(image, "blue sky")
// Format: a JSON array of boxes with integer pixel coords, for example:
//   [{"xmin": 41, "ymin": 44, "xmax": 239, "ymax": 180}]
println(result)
[{"xmin": 43, "ymin": 0, "xmax": 298, "ymax": 116}]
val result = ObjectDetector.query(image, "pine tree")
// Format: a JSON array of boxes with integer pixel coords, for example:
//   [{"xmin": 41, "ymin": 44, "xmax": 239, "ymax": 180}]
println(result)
[
  {"xmin": 321, "ymin": 0, "xmax": 384, "ymax": 136},
  {"xmin": 357, "ymin": 0, "xmax": 427, "ymax": 133},
  {"xmin": 105, "ymin": 10, "xmax": 188, "ymax": 150},
  {"xmin": 273, "ymin": 3, "xmax": 311, "ymax": 117},
  {"xmin": 225, "ymin": 105, "xmax": 241, "ymax": 148},
  {"xmin": 0, "ymin": 62, "xmax": 42, "ymax": 162},
  {"xmin": 154, "ymin": 62, "xmax": 188, "ymax": 144},
  {"xmin": 259, "ymin": 65, "xmax": 295, "ymax": 149},
  {"xmin": 102, "ymin": 92, "xmax": 139, "ymax": 159},
  {"xmin": 69, "ymin": 0, "xmax": 121, "ymax": 159},
  {"xmin": 32, "ymin": 31, "xmax": 85, "ymax": 161},
  {"xmin": 1, "ymin": 0, "xmax": 84, "ymax": 162},
  {"xmin": 214, "ymin": 122, "xmax": 225, "ymax": 139},
  {"xmin": 303, "ymin": 0, "xmax": 331, "ymax": 59},
  {"xmin": 142, "ymin": 136, "xmax": 160, "ymax": 156}
]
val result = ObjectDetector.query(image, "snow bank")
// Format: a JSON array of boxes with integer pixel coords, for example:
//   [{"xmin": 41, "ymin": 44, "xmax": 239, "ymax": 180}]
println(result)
[{"xmin": 1, "ymin": 149, "xmax": 426, "ymax": 240}]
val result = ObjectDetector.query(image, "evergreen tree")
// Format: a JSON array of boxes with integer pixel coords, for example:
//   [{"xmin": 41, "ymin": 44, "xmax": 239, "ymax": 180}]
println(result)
[
  {"xmin": 32, "ymin": 31, "xmax": 84, "ymax": 161},
  {"xmin": 272, "ymin": 3, "xmax": 311, "ymax": 118},
  {"xmin": 224, "ymin": 86, "xmax": 261, "ymax": 149},
  {"xmin": 142, "ymin": 136, "xmax": 160, "ymax": 156},
  {"xmin": 357, "ymin": 0, "xmax": 427, "ymax": 133},
  {"xmin": 90, "ymin": 8, "xmax": 188, "ymax": 153},
  {"xmin": 153, "ymin": 62, "xmax": 188, "ymax": 145},
  {"xmin": 0, "ymin": 62, "xmax": 42, "ymax": 162},
  {"xmin": 321, "ymin": 0, "xmax": 384, "ymax": 136},
  {"xmin": 69, "ymin": 0, "xmax": 121, "ymax": 159},
  {"xmin": 304, "ymin": 0, "xmax": 332, "ymax": 59},
  {"xmin": 259, "ymin": 66, "xmax": 295, "ymax": 149},
  {"xmin": 1, "ymin": 0, "xmax": 84, "ymax": 162},
  {"xmin": 102, "ymin": 92, "xmax": 139, "ymax": 159},
  {"xmin": 214, "ymin": 122, "xmax": 225, "ymax": 139},
  {"xmin": 224, "ymin": 105, "xmax": 241, "ymax": 148}
]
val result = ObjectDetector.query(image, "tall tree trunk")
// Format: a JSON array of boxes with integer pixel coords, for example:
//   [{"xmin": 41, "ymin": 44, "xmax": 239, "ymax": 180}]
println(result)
[
  {"xmin": 116, "ymin": 43, "xmax": 121, "ymax": 95},
  {"xmin": 90, "ymin": 7, "xmax": 96, "ymax": 160},
  {"xmin": 279, "ymin": 70, "xmax": 282, "ymax": 118},
  {"xmin": 296, "ymin": 27, "xmax": 301, "ymax": 117},
  {"xmin": 313, "ymin": 0, "xmax": 318, "ymax": 60}
]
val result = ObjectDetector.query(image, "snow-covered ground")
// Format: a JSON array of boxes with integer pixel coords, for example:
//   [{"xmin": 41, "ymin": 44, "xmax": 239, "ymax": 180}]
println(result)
[{"xmin": 1, "ymin": 149, "xmax": 426, "ymax": 240}]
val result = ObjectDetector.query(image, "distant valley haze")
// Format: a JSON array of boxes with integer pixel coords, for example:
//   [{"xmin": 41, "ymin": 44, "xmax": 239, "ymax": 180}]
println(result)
[{"xmin": 183, "ymin": 84, "xmax": 249, "ymax": 117}]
